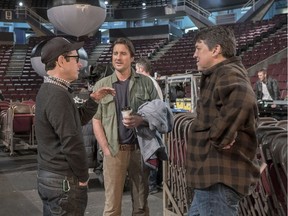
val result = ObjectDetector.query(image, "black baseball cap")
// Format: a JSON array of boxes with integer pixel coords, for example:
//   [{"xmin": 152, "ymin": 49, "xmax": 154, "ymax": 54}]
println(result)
[{"xmin": 41, "ymin": 37, "xmax": 84, "ymax": 64}]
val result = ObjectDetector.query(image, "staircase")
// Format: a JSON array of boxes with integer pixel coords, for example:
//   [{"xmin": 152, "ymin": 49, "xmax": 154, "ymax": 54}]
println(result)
[
  {"xmin": 174, "ymin": 0, "xmax": 215, "ymax": 27},
  {"xmin": 152, "ymin": 39, "xmax": 178, "ymax": 61},
  {"xmin": 88, "ymin": 44, "xmax": 111, "ymax": 65},
  {"xmin": 237, "ymin": 0, "xmax": 275, "ymax": 23},
  {"xmin": 5, "ymin": 45, "xmax": 28, "ymax": 77},
  {"xmin": 15, "ymin": 6, "xmax": 55, "ymax": 36}
]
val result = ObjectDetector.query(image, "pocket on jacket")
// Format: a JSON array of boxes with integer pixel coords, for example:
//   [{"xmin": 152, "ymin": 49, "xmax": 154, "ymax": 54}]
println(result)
[{"xmin": 101, "ymin": 95, "xmax": 115, "ymax": 118}]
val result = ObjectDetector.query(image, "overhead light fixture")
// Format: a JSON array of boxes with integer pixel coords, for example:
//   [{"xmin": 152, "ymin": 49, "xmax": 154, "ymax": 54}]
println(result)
[{"xmin": 18, "ymin": 2, "xmax": 23, "ymax": 6}]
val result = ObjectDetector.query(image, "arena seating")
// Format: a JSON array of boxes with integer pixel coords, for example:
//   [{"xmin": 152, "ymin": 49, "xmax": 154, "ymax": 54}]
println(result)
[
  {"xmin": 152, "ymin": 14, "xmax": 287, "ymax": 77},
  {"xmin": 0, "ymin": 34, "xmax": 101, "ymax": 101},
  {"xmin": 242, "ymin": 26, "xmax": 287, "ymax": 68},
  {"xmin": 0, "ymin": 14, "xmax": 286, "ymax": 102},
  {"xmin": 96, "ymin": 38, "xmax": 168, "ymax": 64},
  {"xmin": 152, "ymin": 30, "xmax": 197, "ymax": 75},
  {"xmin": 0, "ymin": 0, "xmax": 17, "ymax": 9},
  {"xmin": 117, "ymin": 0, "xmax": 169, "ymax": 8}
]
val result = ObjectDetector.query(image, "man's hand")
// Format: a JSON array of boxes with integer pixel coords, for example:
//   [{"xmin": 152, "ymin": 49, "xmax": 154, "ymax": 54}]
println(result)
[
  {"xmin": 222, "ymin": 140, "xmax": 235, "ymax": 149},
  {"xmin": 271, "ymin": 103, "xmax": 277, "ymax": 108},
  {"xmin": 102, "ymin": 146, "xmax": 111, "ymax": 156},
  {"xmin": 90, "ymin": 87, "xmax": 116, "ymax": 102},
  {"xmin": 79, "ymin": 179, "xmax": 89, "ymax": 187},
  {"xmin": 122, "ymin": 114, "xmax": 144, "ymax": 128},
  {"xmin": 222, "ymin": 132, "xmax": 237, "ymax": 150}
]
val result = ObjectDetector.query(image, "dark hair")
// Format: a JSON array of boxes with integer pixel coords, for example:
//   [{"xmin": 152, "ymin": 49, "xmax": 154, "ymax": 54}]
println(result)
[
  {"xmin": 136, "ymin": 57, "xmax": 152, "ymax": 74},
  {"xmin": 194, "ymin": 26, "xmax": 236, "ymax": 58},
  {"xmin": 45, "ymin": 51, "xmax": 70, "ymax": 71},
  {"xmin": 112, "ymin": 38, "xmax": 135, "ymax": 57}
]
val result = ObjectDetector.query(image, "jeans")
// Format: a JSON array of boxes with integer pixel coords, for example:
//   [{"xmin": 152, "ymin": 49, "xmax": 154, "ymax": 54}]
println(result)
[
  {"xmin": 188, "ymin": 183, "xmax": 243, "ymax": 216},
  {"xmin": 37, "ymin": 170, "xmax": 88, "ymax": 216}
]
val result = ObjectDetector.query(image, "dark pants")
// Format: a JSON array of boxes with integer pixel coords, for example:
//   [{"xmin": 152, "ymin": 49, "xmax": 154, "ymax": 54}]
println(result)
[
  {"xmin": 37, "ymin": 169, "xmax": 88, "ymax": 216},
  {"xmin": 149, "ymin": 169, "xmax": 158, "ymax": 190}
]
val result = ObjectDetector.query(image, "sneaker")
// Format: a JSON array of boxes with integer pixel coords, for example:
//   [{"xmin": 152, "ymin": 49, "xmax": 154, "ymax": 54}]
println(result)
[{"xmin": 149, "ymin": 187, "xmax": 159, "ymax": 195}]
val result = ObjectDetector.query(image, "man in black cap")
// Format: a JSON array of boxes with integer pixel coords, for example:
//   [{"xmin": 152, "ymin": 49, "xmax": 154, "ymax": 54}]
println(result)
[{"xmin": 35, "ymin": 37, "xmax": 115, "ymax": 216}]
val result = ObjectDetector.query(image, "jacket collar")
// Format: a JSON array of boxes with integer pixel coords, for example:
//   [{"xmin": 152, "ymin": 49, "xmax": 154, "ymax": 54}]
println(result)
[
  {"xmin": 202, "ymin": 56, "xmax": 241, "ymax": 76},
  {"xmin": 111, "ymin": 68, "xmax": 139, "ymax": 83}
]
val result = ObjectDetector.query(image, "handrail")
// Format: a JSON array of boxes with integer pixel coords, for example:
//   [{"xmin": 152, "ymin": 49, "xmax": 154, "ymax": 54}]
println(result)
[
  {"xmin": 175, "ymin": 0, "xmax": 211, "ymax": 18},
  {"xmin": 241, "ymin": 0, "xmax": 256, "ymax": 11},
  {"xmin": 15, "ymin": 6, "xmax": 54, "ymax": 33},
  {"xmin": 15, "ymin": 6, "xmax": 49, "ymax": 23},
  {"xmin": 105, "ymin": 5, "xmax": 114, "ymax": 18},
  {"xmin": 175, "ymin": 0, "xmax": 215, "ymax": 22}
]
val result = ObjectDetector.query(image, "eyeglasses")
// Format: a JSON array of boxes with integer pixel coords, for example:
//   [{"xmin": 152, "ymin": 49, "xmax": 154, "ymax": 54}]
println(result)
[{"xmin": 64, "ymin": 55, "xmax": 80, "ymax": 63}]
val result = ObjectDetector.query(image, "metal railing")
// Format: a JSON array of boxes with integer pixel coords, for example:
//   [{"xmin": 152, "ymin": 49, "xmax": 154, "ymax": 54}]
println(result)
[
  {"xmin": 174, "ymin": 0, "xmax": 215, "ymax": 23},
  {"xmin": 175, "ymin": 0, "xmax": 210, "ymax": 17},
  {"xmin": 241, "ymin": 0, "xmax": 256, "ymax": 11},
  {"xmin": 15, "ymin": 6, "xmax": 54, "ymax": 33}
]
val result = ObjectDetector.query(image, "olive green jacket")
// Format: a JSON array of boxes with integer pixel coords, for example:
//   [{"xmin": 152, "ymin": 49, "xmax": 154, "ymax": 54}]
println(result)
[{"xmin": 93, "ymin": 69, "xmax": 159, "ymax": 156}]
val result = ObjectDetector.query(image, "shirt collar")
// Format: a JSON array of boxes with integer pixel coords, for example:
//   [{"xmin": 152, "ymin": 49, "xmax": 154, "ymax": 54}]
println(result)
[
  {"xmin": 111, "ymin": 68, "xmax": 138, "ymax": 83},
  {"xmin": 44, "ymin": 76, "xmax": 73, "ymax": 93},
  {"xmin": 202, "ymin": 56, "xmax": 241, "ymax": 76}
]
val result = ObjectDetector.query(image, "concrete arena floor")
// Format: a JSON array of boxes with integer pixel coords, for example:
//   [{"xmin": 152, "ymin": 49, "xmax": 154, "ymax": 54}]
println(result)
[{"xmin": 0, "ymin": 143, "xmax": 163, "ymax": 216}]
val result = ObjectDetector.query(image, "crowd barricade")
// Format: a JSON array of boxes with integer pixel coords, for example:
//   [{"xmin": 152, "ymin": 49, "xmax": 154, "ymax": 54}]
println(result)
[
  {"xmin": 1, "ymin": 101, "xmax": 36, "ymax": 155},
  {"xmin": 164, "ymin": 115, "xmax": 287, "ymax": 216},
  {"xmin": 163, "ymin": 112, "xmax": 195, "ymax": 216},
  {"xmin": 0, "ymin": 101, "xmax": 11, "ymax": 144},
  {"xmin": 239, "ymin": 118, "xmax": 287, "ymax": 216}
]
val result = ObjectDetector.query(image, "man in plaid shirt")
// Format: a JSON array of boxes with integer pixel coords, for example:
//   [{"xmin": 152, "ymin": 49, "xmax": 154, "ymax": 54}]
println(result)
[{"xmin": 187, "ymin": 26, "xmax": 260, "ymax": 216}]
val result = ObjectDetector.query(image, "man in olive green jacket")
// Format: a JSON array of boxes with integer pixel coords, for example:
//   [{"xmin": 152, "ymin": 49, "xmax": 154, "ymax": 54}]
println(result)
[{"xmin": 93, "ymin": 38, "xmax": 159, "ymax": 216}]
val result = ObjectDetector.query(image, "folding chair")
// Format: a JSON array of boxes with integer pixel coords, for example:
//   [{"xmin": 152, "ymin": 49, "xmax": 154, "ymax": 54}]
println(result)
[{"xmin": 269, "ymin": 133, "xmax": 287, "ymax": 215}]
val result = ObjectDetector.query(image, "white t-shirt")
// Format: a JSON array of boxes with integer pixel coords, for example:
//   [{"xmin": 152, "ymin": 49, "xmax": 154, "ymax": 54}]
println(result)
[
  {"xmin": 261, "ymin": 82, "xmax": 272, "ymax": 100},
  {"xmin": 149, "ymin": 76, "xmax": 163, "ymax": 100}
]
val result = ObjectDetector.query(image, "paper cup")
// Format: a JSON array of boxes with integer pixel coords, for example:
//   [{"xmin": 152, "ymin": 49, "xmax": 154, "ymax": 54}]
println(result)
[{"xmin": 121, "ymin": 109, "xmax": 132, "ymax": 118}]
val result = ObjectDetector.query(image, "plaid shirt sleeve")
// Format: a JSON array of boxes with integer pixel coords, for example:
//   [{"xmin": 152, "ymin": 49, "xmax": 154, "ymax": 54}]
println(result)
[{"xmin": 208, "ymin": 65, "xmax": 258, "ymax": 149}]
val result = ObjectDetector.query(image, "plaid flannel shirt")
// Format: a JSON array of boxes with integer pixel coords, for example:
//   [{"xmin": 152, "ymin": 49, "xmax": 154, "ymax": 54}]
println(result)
[{"xmin": 186, "ymin": 56, "xmax": 260, "ymax": 195}]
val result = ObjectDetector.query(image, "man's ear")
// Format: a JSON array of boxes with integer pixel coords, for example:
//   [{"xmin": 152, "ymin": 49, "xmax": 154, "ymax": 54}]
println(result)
[
  {"xmin": 212, "ymin": 45, "xmax": 222, "ymax": 56},
  {"xmin": 57, "ymin": 55, "xmax": 65, "ymax": 67}
]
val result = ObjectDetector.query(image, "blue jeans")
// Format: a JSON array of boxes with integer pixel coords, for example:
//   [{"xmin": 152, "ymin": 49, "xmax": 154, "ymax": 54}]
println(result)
[
  {"xmin": 188, "ymin": 183, "xmax": 243, "ymax": 216},
  {"xmin": 37, "ymin": 170, "xmax": 88, "ymax": 216}
]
